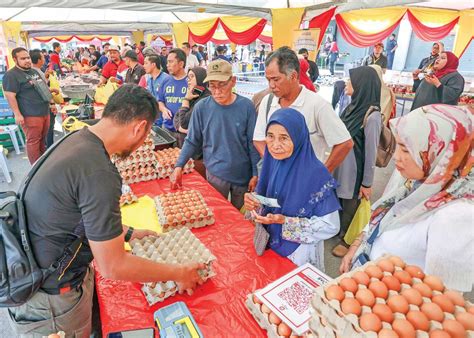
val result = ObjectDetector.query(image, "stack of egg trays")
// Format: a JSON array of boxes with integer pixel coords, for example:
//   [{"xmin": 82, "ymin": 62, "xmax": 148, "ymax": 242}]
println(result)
[
  {"xmin": 154, "ymin": 148, "xmax": 195, "ymax": 179},
  {"xmin": 154, "ymin": 190, "xmax": 215, "ymax": 232},
  {"xmin": 130, "ymin": 227, "xmax": 217, "ymax": 306},
  {"xmin": 245, "ymin": 292, "xmax": 305, "ymax": 338},
  {"xmin": 112, "ymin": 147, "xmax": 159, "ymax": 185},
  {"xmin": 309, "ymin": 255, "xmax": 474, "ymax": 338},
  {"xmin": 119, "ymin": 191, "xmax": 138, "ymax": 207}
]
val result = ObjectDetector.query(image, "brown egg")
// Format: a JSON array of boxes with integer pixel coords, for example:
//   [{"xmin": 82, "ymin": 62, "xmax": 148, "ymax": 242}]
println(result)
[
  {"xmin": 382, "ymin": 275, "xmax": 401, "ymax": 292},
  {"xmin": 353, "ymin": 271, "xmax": 371, "ymax": 286},
  {"xmin": 261, "ymin": 304, "xmax": 271, "ymax": 314},
  {"xmin": 366, "ymin": 265, "xmax": 384, "ymax": 280},
  {"xmin": 378, "ymin": 329, "xmax": 399, "ymax": 338},
  {"xmin": 166, "ymin": 215, "xmax": 174, "ymax": 223},
  {"xmin": 406, "ymin": 310, "xmax": 430, "ymax": 331},
  {"xmin": 455, "ymin": 312, "xmax": 474, "ymax": 330},
  {"xmin": 253, "ymin": 294, "xmax": 263, "ymax": 304},
  {"xmin": 444, "ymin": 290, "xmax": 465, "ymax": 307},
  {"xmin": 432, "ymin": 294, "xmax": 455, "ymax": 313},
  {"xmin": 468, "ymin": 306, "xmax": 474, "ymax": 315},
  {"xmin": 377, "ymin": 259, "xmax": 396, "ymax": 274},
  {"xmin": 341, "ymin": 298, "xmax": 362, "ymax": 316},
  {"xmin": 269, "ymin": 312, "xmax": 282, "ymax": 325},
  {"xmin": 277, "ymin": 322, "xmax": 292, "ymax": 336},
  {"xmin": 393, "ymin": 270, "xmax": 413, "ymax": 286},
  {"xmin": 404, "ymin": 265, "xmax": 425, "ymax": 280},
  {"xmin": 339, "ymin": 278, "xmax": 358, "ymax": 293},
  {"xmin": 413, "ymin": 283, "xmax": 433, "ymax": 298},
  {"xmin": 387, "ymin": 295, "xmax": 409, "ymax": 314},
  {"xmin": 442, "ymin": 319, "xmax": 466, "ymax": 338},
  {"xmin": 326, "ymin": 285, "xmax": 345, "ymax": 302},
  {"xmin": 429, "ymin": 330, "xmax": 451, "ymax": 338},
  {"xmin": 420, "ymin": 302, "xmax": 444, "ymax": 322},
  {"xmin": 355, "ymin": 289, "xmax": 376, "ymax": 307},
  {"xmin": 401, "ymin": 288, "xmax": 423, "ymax": 306},
  {"xmin": 359, "ymin": 313, "xmax": 383, "ymax": 333},
  {"xmin": 372, "ymin": 303, "xmax": 394, "ymax": 323},
  {"xmin": 424, "ymin": 275, "xmax": 445, "ymax": 292},
  {"xmin": 193, "ymin": 210, "xmax": 201, "ymax": 217},
  {"xmin": 389, "ymin": 256, "xmax": 406, "ymax": 269},
  {"xmin": 392, "ymin": 319, "xmax": 416, "ymax": 338},
  {"xmin": 184, "ymin": 211, "xmax": 192, "ymax": 219},
  {"xmin": 369, "ymin": 281, "xmax": 389, "ymax": 299}
]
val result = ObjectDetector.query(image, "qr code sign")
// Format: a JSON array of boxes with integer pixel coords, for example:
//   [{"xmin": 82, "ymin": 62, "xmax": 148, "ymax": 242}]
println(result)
[{"xmin": 277, "ymin": 281, "xmax": 313, "ymax": 315}]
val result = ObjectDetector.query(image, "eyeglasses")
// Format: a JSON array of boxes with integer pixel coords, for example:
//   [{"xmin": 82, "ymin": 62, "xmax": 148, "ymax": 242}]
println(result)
[{"xmin": 208, "ymin": 79, "xmax": 231, "ymax": 91}]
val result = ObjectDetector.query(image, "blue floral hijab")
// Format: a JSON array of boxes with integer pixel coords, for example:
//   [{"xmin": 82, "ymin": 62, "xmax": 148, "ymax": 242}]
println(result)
[{"xmin": 257, "ymin": 108, "xmax": 341, "ymax": 257}]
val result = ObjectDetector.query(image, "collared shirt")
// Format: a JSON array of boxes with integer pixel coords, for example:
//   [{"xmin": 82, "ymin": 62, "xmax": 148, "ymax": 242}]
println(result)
[
  {"xmin": 49, "ymin": 51, "xmax": 63, "ymax": 74},
  {"xmin": 386, "ymin": 39, "xmax": 397, "ymax": 54},
  {"xmin": 101, "ymin": 60, "xmax": 127, "ymax": 81},
  {"xmin": 185, "ymin": 53, "xmax": 200, "ymax": 72},
  {"xmin": 363, "ymin": 54, "xmax": 388, "ymax": 69},
  {"xmin": 96, "ymin": 54, "xmax": 108, "ymax": 69},
  {"xmin": 253, "ymin": 86, "xmax": 351, "ymax": 162},
  {"xmin": 125, "ymin": 63, "xmax": 146, "ymax": 85}
]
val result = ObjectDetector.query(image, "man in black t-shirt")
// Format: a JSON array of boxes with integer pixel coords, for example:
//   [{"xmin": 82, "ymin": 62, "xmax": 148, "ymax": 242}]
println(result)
[
  {"xmin": 2, "ymin": 47, "xmax": 51, "ymax": 164},
  {"xmin": 88, "ymin": 44, "xmax": 101, "ymax": 67},
  {"xmin": 7, "ymin": 85, "xmax": 205, "ymax": 337},
  {"xmin": 298, "ymin": 48, "xmax": 319, "ymax": 83},
  {"xmin": 124, "ymin": 50, "xmax": 146, "ymax": 85}
]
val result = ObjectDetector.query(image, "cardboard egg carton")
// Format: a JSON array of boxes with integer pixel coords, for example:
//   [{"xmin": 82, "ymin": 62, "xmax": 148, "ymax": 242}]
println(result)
[
  {"xmin": 120, "ymin": 191, "xmax": 138, "ymax": 207},
  {"xmin": 154, "ymin": 190, "xmax": 215, "ymax": 232},
  {"xmin": 310, "ymin": 255, "xmax": 474, "ymax": 338},
  {"xmin": 130, "ymin": 228, "xmax": 217, "ymax": 305},
  {"xmin": 154, "ymin": 148, "xmax": 194, "ymax": 179},
  {"xmin": 119, "ymin": 164, "xmax": 158, "ymax": 185},
  {"xmin": 245, "ymin": 293, "xmax": 304, "ymax": 338}
]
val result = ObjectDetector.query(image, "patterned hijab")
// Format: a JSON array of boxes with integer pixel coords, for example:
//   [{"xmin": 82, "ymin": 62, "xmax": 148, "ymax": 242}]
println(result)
[{"xmin": 356, "ymin": 104, "xmax": 473, "ymax": 260}]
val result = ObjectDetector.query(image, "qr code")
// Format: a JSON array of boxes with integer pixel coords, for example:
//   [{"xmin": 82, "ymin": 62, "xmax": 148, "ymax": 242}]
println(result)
[{"xmin": 277, "ymin": 281, "xmax": 313, "ymax": 315}]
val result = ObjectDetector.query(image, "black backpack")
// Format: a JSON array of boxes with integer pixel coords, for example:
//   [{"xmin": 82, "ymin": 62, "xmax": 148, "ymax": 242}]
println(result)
[{"xmin": 0, "ymin": 131, "xmax": 83, "ymax": 307}]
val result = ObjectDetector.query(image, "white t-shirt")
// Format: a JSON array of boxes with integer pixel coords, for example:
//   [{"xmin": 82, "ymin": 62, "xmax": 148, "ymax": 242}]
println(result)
[
  {"xmin": 185, "ymin": 53, "xmax": 200, "ymax": 72},
  {"xmin": 253, "ymin": 86, "xmax": 351, "ymax": 162}
]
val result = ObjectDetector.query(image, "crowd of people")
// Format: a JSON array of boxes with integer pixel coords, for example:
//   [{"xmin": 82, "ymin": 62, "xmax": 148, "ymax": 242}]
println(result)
[{"xmin": 1, "ymin": 35, "xmax": 472, "ymax": 336}]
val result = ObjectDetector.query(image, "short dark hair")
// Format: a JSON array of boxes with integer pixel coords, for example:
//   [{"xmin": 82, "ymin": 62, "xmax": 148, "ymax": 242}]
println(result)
[
  {"xmin": 29, "ymin": 49, "xmax": 43, "ymax": 64},
  {"xmin": 169, "ymin": 48, "xmax": 186, "ymax": 66},
  {"xmin": 52, "ymin": 42, "xmax": 60, "ymax": 49},
  {"xmin": 12, "ymin": 47, "xmax": 28, "ymax": 59},
  {"xmin": 216, "ymin": 45, "xmax": 226, "ymax": 54},
  {"xmin": 265, "ymin": 46, "xmax": 300, "ymax": 78},
  {"xmin": 41, "ymin": 48, "xmax": 47, "ymax": 53},
  {"xmin": 391, "ymin": 34, "xmax": 396, "ymax": 37},
  {"xmin": 89, "ymin": 44, "xmax": 95, "ymax": 49},
  {"xmin": 103, "ymin": 42, "xmax": 110, "ymax": 48},
  {"xmin": 146, "ymin": 55, "xmax": 161, "ymax": 70},
  {"xmin": 298, "ymin": 48, "xmax": 309, "ymax": 54},
  {"xmin": 140, "ymin": 41, "xmax": 146, "ymax": 47},
  {"xmin": 48, "ymin": 50, "xmax": 53, "ymax": 54},
  {"xmin": 182, "ymin": 42, "xmax": 191, "ymax": 49},
  {"xmin": 102, "ymin": 84, "xmax": 158, "ymax": 125}
]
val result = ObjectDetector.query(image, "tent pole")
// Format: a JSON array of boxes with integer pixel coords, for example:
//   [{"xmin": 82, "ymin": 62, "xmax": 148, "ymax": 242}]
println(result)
[{"xmin": 171, "ymin": 12, "xmax": 183, "ymax": 23}]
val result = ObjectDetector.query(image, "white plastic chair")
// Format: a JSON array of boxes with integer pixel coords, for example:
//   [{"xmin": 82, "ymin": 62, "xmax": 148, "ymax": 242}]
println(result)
[
  {"xmin": 0, "ymin": 125, "xmax": 25, "ymax": 155},
  {"xmin": 0, "ymin": 145, "xmax": 12, "ymax": 183}
]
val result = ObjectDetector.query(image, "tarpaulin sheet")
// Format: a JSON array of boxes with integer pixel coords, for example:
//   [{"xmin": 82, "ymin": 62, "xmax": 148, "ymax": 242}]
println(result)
[{"xmin": 95, "ymin": 171, "xmax": 296, "ymax": 337}]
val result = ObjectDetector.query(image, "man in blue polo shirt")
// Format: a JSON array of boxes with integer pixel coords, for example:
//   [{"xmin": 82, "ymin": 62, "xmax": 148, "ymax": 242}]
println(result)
[
  {"xmin": 158, "ymin": 48, "xmax": 187, "ymax": 134},
  {"xmin": 143, "ymin": 54, "xmax": 170, "ymax": 126}
]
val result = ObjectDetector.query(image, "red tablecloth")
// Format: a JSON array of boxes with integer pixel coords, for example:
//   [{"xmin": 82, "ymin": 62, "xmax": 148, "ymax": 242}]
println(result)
[{"xmin": 95, "ymin": 172, "xmax": 296, "ymax": 337}]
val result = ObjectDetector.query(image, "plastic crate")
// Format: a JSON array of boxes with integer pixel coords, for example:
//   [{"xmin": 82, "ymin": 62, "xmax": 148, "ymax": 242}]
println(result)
[{"xmin": 151, "ymin": 126, "xmax": 176, "ymax": 150}]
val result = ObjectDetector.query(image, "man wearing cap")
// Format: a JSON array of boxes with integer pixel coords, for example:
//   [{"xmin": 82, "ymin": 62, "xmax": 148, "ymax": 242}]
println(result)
[
  {"xmin": 362, "ymin": 42, "xmax": 388, "ymax": 71},
  {"xmin": 170, "ymin": 59, "xmax": 260, "ymax": 210},
  {"xmin": 99, "ymin": 45, "xmax": 128, "ymax": 86},
  {"xmin": 124, "ymin": 50, "xmax": 146, "ymax": 85}
]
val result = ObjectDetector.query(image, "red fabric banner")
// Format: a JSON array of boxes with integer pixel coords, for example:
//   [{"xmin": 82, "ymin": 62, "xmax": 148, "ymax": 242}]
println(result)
[
  {"xmin": 335, "ymin": 13, "xmax": 404, "ymax": 47},
  {"xmin": 33, "ymin": 35, "xmax": 112, "ymax": 43},
  {"xmin": 407, "ymin": 9, "xmax": 459, "ymax": 41},
  {"xmin": 257, "ymin": 34, "xmax": 273, "ymax": 44},
  {"xmin": 221, "ymin": 18, "xmax": 267, "ymax": 45},
  {"xmin": 308, "ymin": 7, "xmax": 337, "ymax": 48},
  {"xmin": 188, "ymin": 19, "xmax": 220, "ymax": 44}
]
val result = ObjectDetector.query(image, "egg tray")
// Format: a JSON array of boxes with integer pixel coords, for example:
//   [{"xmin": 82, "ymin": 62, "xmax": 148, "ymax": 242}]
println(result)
[
  {"xmin": 154, "ymin": 190, "xmax": 215, "ymax": 232},
  {"xmin": 245, "ymin": 293, "xmax": 305, "ymax": 338},
  {"xmin": 309, "ymin": 255, "xmax": 474, "ymax": 338},
  {"xmin": 113, "ymin": 151, "xmax": 158, "ymax": 170},
  {"xmin": 120, "ymin": 192, "xmax": 138, "ymax": 207},
  {"xmin": 154, "ymin": 148, "xmax": 195, "ymax": 179},
  {"xmin": 155, "ymin": 161, "xmax": 194, "ymax": 179},
  {"xmin": 130, "ymin": 228, "xmax": 216, "ymax": 306}
]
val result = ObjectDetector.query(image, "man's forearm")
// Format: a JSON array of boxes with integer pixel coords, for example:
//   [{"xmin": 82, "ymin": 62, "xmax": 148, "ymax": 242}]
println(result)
[
  {"xmin": 4, "ymin": 93, "xmax": 22, "ymax": 116},
  {"xmin": 325, "ymin": 139, "xmax": 353, "ymax": 173}
]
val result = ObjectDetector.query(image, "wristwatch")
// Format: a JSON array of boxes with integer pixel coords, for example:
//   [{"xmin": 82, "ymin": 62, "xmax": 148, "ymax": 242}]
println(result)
[{"xmin": 124, "ymin": 226, "xmax": 134, "ymax": 242}]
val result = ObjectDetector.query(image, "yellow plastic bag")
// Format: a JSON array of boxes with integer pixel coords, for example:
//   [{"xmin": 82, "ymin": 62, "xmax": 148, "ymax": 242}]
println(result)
[
  {"xmin": 49, "ymin": 72, "xmax": 64, "ymax": 104},
  {"xmin": 344, "ymin": 198, "xmax": 371, "ymax": 245},
  {"xmin": 94, "ymin": 80, "xmax": 118, "ymax": 105}
]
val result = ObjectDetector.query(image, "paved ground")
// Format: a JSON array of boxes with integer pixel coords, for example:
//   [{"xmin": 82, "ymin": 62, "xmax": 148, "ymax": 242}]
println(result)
[{"xmin": 0, "ymin": 79, "xmax": 471, "ymax": 336}]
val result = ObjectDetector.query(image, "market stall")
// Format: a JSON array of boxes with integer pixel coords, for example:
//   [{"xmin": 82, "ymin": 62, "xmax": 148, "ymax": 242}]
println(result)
[{"xmin": 95, "ymin": 171, "xmax": 296, "ymax": 337}]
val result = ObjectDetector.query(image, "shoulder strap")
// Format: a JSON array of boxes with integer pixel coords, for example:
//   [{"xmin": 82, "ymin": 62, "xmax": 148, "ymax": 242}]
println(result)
[
  {"xmin": 265, "ymin": 93, "xmax": 274, "ymax": 123},
  {"xmin": 18, "ymin": 131, "xmax": 79, "ymax": 201},
  {"xmin": 362, "ymin": 106, "xmax": 381, "ymax": 128}
]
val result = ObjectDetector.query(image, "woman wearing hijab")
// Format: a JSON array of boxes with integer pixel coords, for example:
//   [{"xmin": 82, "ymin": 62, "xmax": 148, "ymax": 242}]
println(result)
[
  {"xmin": 299, "ymin": 58, "xmax": 316, "ymax": 92},
  {"xmin": 369, "ymin": 65, "xmax": 395, "ymax": 125},
  {"xmin": 411, "ymin": 51, "xmax": 465, "ymax": 111},
  {"xmin": 244, "ymin": 108, "xmax": 340, "ymax": 268},
  {"xmin": 340, "ymin": 104, "xmax": 473, "ymax": 292},
  {"xmin": 174, "ymin": 67, "xmax": 211, "ymax": 147},
  {"xmin": 332, "ymin": 66, "xmax": 382, "ymax": 257}
]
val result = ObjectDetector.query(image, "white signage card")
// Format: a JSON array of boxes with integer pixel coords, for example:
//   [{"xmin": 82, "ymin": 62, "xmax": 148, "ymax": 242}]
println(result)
[{"xmin": 255, "ymin": 263, "xmax": 332, "ymax": 335}]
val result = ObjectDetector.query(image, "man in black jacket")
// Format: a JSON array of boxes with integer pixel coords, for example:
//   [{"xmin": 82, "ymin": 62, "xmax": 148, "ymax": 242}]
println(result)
[{"xmin": 298, "ymin": 48, "xmax": 319, "ymax": 83}]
